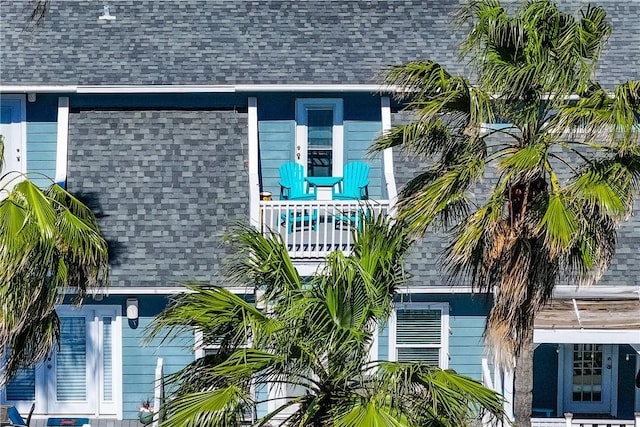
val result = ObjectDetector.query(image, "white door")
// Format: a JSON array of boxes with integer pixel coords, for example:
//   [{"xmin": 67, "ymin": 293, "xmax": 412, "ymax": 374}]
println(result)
[
  {"xmin": 563, "ymin": 344, "xmax": 616, "ymax": 414},
  {"xmin": 295, "ymin": 99, "xmax": 343, "ymax": 177},
  {"xmin": 42, "ymin": 306, "xmax": 120, "ymax": 416},
  {"xmin": 0, "ymin": 95, "xmax": 26, "ymax": 191}
]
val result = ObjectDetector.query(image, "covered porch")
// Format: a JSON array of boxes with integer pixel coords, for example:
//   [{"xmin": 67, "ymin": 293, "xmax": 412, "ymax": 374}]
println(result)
[{"xmin": 531, "ymin": 298, "xmax": 640, "ymax": 425}]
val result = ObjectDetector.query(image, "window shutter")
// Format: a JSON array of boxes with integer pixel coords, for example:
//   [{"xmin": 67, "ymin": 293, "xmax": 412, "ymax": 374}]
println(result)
[
  {"xmin": 396, "ymin": 308, "xmax": 442, "ymax": 365},
  {"xmin": 103, "ymin": 316, "xmax": 113, "ymax": 401},
  {"xmin": 56, "ymin": 316, "xmax": 87, "ymax": 400},
  {"xmin": 5, "ymin": 369, "xmax": 35, "ymax": 401}
]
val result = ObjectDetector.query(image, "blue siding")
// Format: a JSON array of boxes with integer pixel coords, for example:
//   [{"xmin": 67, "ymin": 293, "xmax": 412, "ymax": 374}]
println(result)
[
  {"xmin": 122, "ymin": 315, "xmax": 193, "ymax": 418},
  {"xmin": 258, "ymin": 120, "xmax": 295, "ymax": 198},
  {"xmin": 26, "ymin": 122, "xmax": 57, "ymax": 187},
  {"xmin": 448, "ymin": 314, "xmax": 486, "ymax": 378},
  {"xmin": 343, "ymin": 120, "xmax": 384, "ymax": 199},
  {"xmin": 377, "ymin": 323, "xmax": 389, "ymax": 361},
  {"xmin": 255, "ymin": 383, "xmax": 268, "ymax": 419}
]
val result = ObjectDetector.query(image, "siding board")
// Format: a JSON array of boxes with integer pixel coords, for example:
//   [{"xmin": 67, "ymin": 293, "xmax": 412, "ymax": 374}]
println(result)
[
  {"xmin": 258, "ymin": 120, "xmax": 295, "ymax": 198},
  {"xmin": 26, "ymin": 121, "xmax": 57, "ymax": 188}
]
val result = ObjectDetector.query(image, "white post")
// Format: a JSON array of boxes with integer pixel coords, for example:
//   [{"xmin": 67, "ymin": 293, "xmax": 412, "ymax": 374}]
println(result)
[
  {"xmin": 248, "ymin": 97, "xmax": 260, "ymax": 228},
  {"xmin": 55, "ymin": 97, "xmax": 70, "ymax": 186},
  {"xmin": 153, "ymin": 357, "xmax": 164, "ymax": 427},
  {"xmin": 564, "ymin": 412, "xmax": 573, "ymax": 427},
  {"xmin": 482, "ymin": 358, "xmax": 494, "ymax": 390},
  {"xmin": 634, "ymin": 412, "xmax": 640, "ymax": 427},
  {"xmin": 380, "ymin": 97, "xmax": 397, "ymax": 216},
  {"xmin": 503, "ymin": 368, "xmax": 514, "ymax": 422},
  {"xmin": 481, "ymin": 358, "xmax": 494, "ymax": 427}
]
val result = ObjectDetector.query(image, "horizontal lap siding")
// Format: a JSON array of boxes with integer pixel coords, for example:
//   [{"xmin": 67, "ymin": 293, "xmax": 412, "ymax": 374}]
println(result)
[
  {"xmin": 122, "ymin": 299, "xmax": 194, "ymax": 419},
  {"xmin": 258, "ymin": 120, "xmax": 295, "ymax": 199},
  {"xmin": 448, "ymin": 315, "xmax": 486, "ymax": 378},
  {"xmin": 26, "ymin": 122, "xmax": 57, "ymax": 187},
  {"xmin": 343, "ymin": 120, "xmax": 384, "ymax": 199}
]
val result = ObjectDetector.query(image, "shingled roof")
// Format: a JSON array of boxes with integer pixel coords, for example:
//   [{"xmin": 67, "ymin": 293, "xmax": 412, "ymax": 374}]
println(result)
[{"xmin": 2, "ymin": 0, "xmax": 638, "ymax": 87}]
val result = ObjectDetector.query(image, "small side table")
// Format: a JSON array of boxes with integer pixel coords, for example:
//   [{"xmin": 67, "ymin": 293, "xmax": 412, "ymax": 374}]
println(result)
[{"xmin": 305, "ymin": 176, "xmax": 342, "ymax": 200}]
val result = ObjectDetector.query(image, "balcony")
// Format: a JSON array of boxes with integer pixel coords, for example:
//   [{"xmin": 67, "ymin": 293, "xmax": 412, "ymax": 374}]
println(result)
[{"xmin": 258, "ymin": 199, "xmax": 391, "ymax": 259}]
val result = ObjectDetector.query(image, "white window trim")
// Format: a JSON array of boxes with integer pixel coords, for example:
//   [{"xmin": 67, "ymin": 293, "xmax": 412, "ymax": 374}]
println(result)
[
  {"xmin": 389, "ymin": 302, "xmax": 449, "ymax": 369},
  {"xmin": 295, "ymin": 98, "xmax": 343, "ymax": 176}
]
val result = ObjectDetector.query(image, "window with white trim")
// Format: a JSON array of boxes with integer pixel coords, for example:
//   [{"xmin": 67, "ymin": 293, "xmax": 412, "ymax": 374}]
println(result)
[
  {"xmin": 389, "ymin": 302, "xmax": 449, "ymax": 368},
  {"xmin": 295, "ymin": 99, "xmax": 343, "ymax": 177}
]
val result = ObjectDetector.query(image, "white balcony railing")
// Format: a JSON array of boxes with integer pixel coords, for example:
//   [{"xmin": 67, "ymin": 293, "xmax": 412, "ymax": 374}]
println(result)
[{"xmin": 259, "ymin": 199, "xmax": 390, "ymax": 259}]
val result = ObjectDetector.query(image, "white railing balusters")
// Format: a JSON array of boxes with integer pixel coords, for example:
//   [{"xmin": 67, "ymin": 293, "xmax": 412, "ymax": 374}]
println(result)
[{"xmin": 259, "ymin": 200, "xmax": 390, "ymax": 258}]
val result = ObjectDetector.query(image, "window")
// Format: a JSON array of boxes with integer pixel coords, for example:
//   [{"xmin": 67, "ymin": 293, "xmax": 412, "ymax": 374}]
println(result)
[
  {"xmin": 295, "ymin": 99, "xmax": 343, "ymax": 177},
  {"xmin": 389, "ymin": 303, "xmax": 449, "ymax": 368}
]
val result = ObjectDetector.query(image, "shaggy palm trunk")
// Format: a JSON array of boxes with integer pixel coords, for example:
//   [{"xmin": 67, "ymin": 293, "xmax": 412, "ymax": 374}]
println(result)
[{"xmin": 514, "ymin": 326, "xmax": 534, "ymax": 427}]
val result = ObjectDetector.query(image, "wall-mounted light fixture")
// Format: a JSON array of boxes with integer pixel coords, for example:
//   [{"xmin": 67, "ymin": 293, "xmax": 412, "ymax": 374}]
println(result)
[
  {"xmin": 98, "ymin": 5, "xmax": 116, "ymax": 22},
  {"xmin": 126, "ymin": 297, "xmax": 139, "ymax": 321},
  {"xmin": 27, "ymin": 93, "xmax": 36, "ymax": 102}
]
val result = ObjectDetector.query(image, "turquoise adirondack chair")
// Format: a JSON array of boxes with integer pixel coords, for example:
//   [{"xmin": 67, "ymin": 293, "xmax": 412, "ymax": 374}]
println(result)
[
  {"xmin": 278, "ymin": 162, "xmax": 317, "ymax": 232},
  {"xmin": 279, "ymin": 162, "xmax": 316, "ymax": 200},
  {"xmin": 333, "ymin": 161, "xmax": 369, "ymax": 200}
]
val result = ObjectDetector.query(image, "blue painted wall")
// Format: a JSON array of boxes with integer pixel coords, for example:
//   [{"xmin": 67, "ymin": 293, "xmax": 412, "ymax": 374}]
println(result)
[
  {"xmin": 617, "ymin": 345, "xmax": 637, "ymax": 419},
  {"xmin": 378, "ymin": 293, "xmax": 491, "ymax": 380},
  {"xmin": 532, "ymin": 344, "xmax": 558, "ymax": 416},
  {"xmin": 258, "ymin": 120, "xmax": 295, "ymax": 198},
  {"xmin": 25, "ymin": 95, "xmax": 58, "ymax": 187}
]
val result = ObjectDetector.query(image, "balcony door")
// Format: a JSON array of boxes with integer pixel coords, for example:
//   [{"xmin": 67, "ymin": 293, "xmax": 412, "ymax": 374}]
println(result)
[{"xmin": 295, "ymin": 99, "xmax": 343, "ymax": 177}]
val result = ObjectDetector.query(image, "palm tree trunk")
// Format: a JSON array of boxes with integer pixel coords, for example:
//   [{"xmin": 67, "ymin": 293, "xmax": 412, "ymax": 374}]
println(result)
[{"xmin": 514, "ymin": 327, "xmax": 534, "ymax": 427}]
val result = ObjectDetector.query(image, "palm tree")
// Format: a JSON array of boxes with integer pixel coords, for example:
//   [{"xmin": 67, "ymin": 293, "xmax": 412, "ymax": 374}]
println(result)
[
  {"xmin": 148, "ymin": 215, "xmax": 506, "ymax": 426},
  {"xmin": 371, "ymin": 1, "xmax": 640, "ymax": 425},
  {"xmin": 0, "ymin": 135, "xmax": 109, "ymax": 384}
]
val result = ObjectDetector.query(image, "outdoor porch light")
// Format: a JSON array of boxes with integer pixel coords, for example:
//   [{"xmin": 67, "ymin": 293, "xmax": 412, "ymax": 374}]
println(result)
[{"xmin": 126, "ymin": 297, "xmax": 139, "ymax": 320}]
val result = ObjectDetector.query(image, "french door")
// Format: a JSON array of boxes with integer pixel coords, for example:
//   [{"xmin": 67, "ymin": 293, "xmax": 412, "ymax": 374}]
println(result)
[
  {"xmin": 1, "ymin": 305, "xmax": 121, "ymax": 417},
  {"xmin": 563, "ymin": 344, "xmax": 616, "ymax": 415},
  {"xmin": 43, "ymin": 306, "xmax": 120, "ymax": 415}
]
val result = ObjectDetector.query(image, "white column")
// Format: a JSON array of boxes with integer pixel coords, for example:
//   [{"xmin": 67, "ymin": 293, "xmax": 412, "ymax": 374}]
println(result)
[
  {"xmin": 248, "ymin": 97, "xmax": 260, "ymax": 228},
  {"xmin": 55, "ymin": 97, "xmax": 69, "ymax": 186},
  {"xmin": 381, "ymin": 97, "xmax": 397, "ymax": 214}
]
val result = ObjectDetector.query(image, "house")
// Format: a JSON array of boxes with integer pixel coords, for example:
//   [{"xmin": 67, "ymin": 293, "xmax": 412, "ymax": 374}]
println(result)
[{"xmin": 1, "ymin": 1, "xmax": 639, "ymax": 425}]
